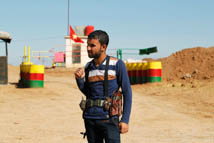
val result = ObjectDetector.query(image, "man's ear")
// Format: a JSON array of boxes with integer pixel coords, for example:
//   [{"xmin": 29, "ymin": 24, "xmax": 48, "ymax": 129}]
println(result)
[{"xmin": 101, "ymin": 44, "xmax": 107, "ymax": 52}]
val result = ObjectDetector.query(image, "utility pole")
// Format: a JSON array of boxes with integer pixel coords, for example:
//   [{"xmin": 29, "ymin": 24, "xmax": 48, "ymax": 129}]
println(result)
[{"xmin": 67, "ymin": 0, "xmax": 70, "ymax": 36}]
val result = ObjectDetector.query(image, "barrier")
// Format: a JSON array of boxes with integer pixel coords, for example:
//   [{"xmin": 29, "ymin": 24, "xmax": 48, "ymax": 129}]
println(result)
[
  {"xmin": 125, "ymin": 61, "xmax": 162, "ymax": 84},
  {"xmin": 28, "ymin": 65, "xmax": 44, "ymax": 88},
  {"xmin": 142, "ymin": 62, "xmax": 148, "ymax": 83},
  {"xmin": 136, "ymin": 63, "xmax": 143, "ymax": 84},
  {"xmin": 20, "ymin": 64, "xmax": 44, "ymax": 88},
  {"xmin": 19, "ymin": 46, "xmax": 44, "ymax": 88},
  {"xmin": 147, "ymin": 61, "xmax": 162, "ymax": 82},
  {"xmin": 126, "ymin": 63, "xmax": 132, "ymax": 84}
]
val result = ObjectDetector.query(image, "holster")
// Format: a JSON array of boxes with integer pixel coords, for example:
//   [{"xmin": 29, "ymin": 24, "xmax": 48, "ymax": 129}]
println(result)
[
  {"xmin": 109, "ymin": 91, "xmax": 123, "ymax": 116},
  {"xmin": 79, "ymin": 98, "xmax": 86, "ymax": 111},
  {"xmin": 79, "ymin": 91, "xmax": 123, "ymax": 117}
]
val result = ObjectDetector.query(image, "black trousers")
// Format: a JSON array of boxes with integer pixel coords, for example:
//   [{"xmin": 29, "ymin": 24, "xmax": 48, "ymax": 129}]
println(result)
[{"xmin": 84, "ymin": 117, "xmax": 120, "ymax": 143}]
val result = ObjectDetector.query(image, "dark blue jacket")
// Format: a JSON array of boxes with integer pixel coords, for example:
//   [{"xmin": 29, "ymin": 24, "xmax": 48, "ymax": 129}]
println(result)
[{"xmin": 76, "ymin": 56, "xmax": 132, "ymax": 124}]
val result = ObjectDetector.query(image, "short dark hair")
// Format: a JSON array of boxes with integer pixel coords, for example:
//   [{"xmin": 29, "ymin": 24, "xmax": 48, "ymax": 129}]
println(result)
[{"xmin": 88, "ymin": 30, "xmax": 109, "ymax": 46}]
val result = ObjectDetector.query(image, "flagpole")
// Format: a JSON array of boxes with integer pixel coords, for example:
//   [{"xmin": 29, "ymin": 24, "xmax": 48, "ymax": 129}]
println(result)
[{"xmin": 67, "ymin": 0, "xmax": 70, "ymax": 36}]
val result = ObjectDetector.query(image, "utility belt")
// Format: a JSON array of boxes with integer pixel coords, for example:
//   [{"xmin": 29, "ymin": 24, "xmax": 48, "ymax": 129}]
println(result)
[
  {"xmin": 79, "ymin": 91, "xmax": 123, "ymax": 117},
  {"xmin": 79, "ymin": 98, "xmax": 106, "ymax": 111},
  {"xmin": 86, "ymin": 99, "xmax": 106, "ymax": 108}
]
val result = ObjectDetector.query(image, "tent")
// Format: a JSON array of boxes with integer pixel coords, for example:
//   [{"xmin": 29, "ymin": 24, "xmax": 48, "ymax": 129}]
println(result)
[{"xmin": 0, "ymin": 31, "xmax": 12, "ymax": 43}]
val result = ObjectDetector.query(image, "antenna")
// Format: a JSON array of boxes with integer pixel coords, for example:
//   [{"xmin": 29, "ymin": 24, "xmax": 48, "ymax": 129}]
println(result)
[{"xmin": 67, "ymin": 0, "xmax": 70, "ymax": 36}]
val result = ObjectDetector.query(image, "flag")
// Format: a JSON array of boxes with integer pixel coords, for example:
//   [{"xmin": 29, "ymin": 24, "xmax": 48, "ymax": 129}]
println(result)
[{"xmin": 69, "ymin": 25, "xmax": 84, "ymax": 43}]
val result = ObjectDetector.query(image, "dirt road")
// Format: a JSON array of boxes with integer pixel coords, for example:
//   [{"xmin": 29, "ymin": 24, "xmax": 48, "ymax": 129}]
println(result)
[{"xmin": 0, "ymin": 67, "xmax": 213, "ymax": 143}]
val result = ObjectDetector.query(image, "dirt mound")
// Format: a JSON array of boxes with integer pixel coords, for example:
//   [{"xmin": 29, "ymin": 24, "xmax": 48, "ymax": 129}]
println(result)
[{"xmin": 159, "ymin": 47, "xmax": 214, "ymax": 81}]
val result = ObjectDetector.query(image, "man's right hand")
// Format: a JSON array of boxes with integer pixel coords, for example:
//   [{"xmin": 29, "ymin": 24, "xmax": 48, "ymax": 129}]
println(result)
[
  {"xmin": 75, "ymin": 68, "xmax": 85, "ymax": 79},
  {"xmin": 119, "ymin": 122, "xmax": 129, "ymax": 134}
]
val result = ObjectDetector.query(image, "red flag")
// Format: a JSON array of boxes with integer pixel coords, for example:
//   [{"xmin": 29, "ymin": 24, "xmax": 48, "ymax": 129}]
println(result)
[{"xmin": 69, "ymin": 25, "xmax": 84, "ymax": 43}]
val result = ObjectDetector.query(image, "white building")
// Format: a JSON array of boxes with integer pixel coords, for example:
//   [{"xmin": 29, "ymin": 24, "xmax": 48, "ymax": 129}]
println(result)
[{"xmin": 64, "ymin": 36, "xmax": 91, "ymax": 68}]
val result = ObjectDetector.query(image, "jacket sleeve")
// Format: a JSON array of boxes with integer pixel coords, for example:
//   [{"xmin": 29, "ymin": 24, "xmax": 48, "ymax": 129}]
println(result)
[
  {"xmin": 116, "ymin": 60, "xmax": 132, "ymax": 124},
  {"xmin": 75, "ymin": 65, "xmax": 89, "ymax": 96},
  {"xmin": 75, "ymin": 62, "xmax": 91, "ymax": 96},
  {"xmin": 75, "ymin": 77, "xmax": 87, "ymax": 96}
]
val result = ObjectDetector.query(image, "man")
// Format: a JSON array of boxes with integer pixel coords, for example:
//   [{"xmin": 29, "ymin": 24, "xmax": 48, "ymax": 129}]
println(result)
[{"xmin": 75, "ymin": 30, "xmax": 132, "ymax": 143}]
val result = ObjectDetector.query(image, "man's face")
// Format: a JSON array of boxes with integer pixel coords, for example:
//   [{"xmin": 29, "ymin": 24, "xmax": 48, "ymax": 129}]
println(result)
[{"xmin": 87, "ymin": 38, "xmax": 103, "ymax": 59}]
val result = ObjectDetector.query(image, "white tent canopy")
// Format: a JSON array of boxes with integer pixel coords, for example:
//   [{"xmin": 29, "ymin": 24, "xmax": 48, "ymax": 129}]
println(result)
[{"xmin": 0, "ymin": 31, "xmax": 11, "ymax": 43}]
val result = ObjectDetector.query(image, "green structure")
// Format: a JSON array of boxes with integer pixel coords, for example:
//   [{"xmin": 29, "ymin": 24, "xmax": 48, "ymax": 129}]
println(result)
[
  {"xmin": 116, "ymin": 46, "xmax": 157, "ymax": 60},
  {"xmin": 116, "ymin": 49, "xmax": 122, "ymax": 59},
  {"xmin": 139, "ymin": 46, "xmax": 158, "ymax": 55}
]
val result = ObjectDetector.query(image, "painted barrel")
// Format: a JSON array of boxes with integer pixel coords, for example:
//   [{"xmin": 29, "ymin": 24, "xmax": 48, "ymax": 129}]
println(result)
[
  {"xmin": 136, "ymin": 63, "xmax": 143, "ymax": 84},
  {"xmin": 28, "ymin": 65, "xmax": 44, "ymax": 88},
  {"xmin": 125, "ymin": 63, "xmax": 130, "ymax": 84},
  {"xmin": 19, "ymin": 64, "xmax": 24, "ymax": 87},
  {"xmin": 126, "ymin": 63, "xmax": 133, "ymax": 84},
  {"xmin": 19, "ymin": 63, "xmax": 32, "ymax": 87},
  {"xmin": 19, "ymin": 64, "xmax": 44, "ymax": 88},
  {"xmin": 130, "ymin": 63, "xmax": 137, "ymax": 85},
  {"xmin": 142, "ymin": 62, "xmax": 148, "ymax": 83},
  {"xmin": 147, "ymin": 61, "xmax": 162, "ymax": 82},
  {"xmin": 28, "ymin": 80, "xmax": 44, "ymax": 88},
  {"xmin": 20, "ymin": 64, "xmax": 24, "ymax": 82}
]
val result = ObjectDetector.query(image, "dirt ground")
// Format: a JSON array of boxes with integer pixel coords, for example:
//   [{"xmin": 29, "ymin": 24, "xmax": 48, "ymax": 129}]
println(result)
[{"xmin": 0, "ymin": 47, "xmax": 214, "ymax": 143}]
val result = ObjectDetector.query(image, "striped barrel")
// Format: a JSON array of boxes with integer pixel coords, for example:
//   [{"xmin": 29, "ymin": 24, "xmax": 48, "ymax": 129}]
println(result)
[
  {"xmin": 28, "ymin": 65, "xmax": 44, "ymax": 88},
  {"xmin": 127, "ymin": 63, "xmax": 134, "ymax": 84},
  {"xmin": 136, "ymin": 63, "xmax": 143, "ymax": 84},
  {"xmin": 142, "ymin": 62, "xmax": 148, "ymax": 83},
  {"xmin": 20, "ymin": 63, "xmax": 32, "ymax": 87},
  {"xmin": 19, "ymin": 64, "xmax": 44, "ymax": 88},
  {"xmin": 147, "ymin": 61, "xmax": 162, "ymax": 82},
  {"xmin": 130, "ymin": 63, "xmax": 137, "ymax": 85},
  {"xmin": 125, "ymin": 63, "xmax": 131, "ymax": 84}
]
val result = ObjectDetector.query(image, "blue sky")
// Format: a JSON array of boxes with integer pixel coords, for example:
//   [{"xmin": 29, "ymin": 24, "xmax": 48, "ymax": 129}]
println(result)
[{"xmin": 0, "ymin": 0, "xmax": 214, "ymax": 66}]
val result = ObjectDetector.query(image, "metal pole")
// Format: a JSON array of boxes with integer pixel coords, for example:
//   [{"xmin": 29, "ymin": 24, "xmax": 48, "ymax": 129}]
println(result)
[
  {"xmin": 24, "ymin": 46, "xmax": 27, "ymax": 63},
  {"xmin": 5, "ymin": 42, "xmax": 8, "ymax": 56},
  {"xmin": 119, "ymin": 49, "xmax": 122, "ymax": 60},
  {"xmin": 28, "ymin": 46, "xmax": 30, "ymax": 63},
  {"xmin": 67, "ymin": 0, "xmax": 70, "ymax": 36},
  {"xmin": 5, "ymin": 42, "xmax": 8, "ymax": 84}
]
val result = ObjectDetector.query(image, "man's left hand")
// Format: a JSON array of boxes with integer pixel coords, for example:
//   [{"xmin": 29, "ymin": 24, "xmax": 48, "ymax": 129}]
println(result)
[{"xmin": 119, "ymin": 122, "xmax": 129, "ymax": 134}]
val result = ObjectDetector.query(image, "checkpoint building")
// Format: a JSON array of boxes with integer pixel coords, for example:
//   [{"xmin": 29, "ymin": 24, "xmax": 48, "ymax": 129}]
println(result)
[
  {"xmin": 0, "ymin": 31, "xmax": 12, "ymax": 84},
  {"xmin": 63, "ymin": 25, "xmax": 93, "ymax": 68}
]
